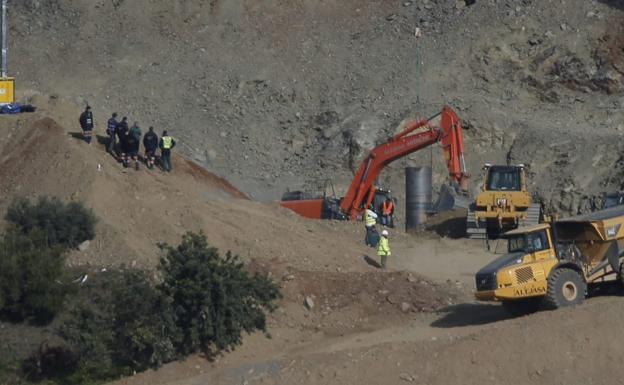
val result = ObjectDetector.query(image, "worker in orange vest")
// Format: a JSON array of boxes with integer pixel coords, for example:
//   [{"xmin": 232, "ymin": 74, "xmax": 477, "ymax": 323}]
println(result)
[{"xmin": 381, "ymin": 198, "xmax": 395, "ymax": 228}]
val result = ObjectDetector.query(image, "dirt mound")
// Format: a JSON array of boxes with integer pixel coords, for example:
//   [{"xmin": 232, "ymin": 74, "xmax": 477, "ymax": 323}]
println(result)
[
  {"xmin": 253, "ymin": 260, "xmax": 461, "ymax": 336},
  {"xmin": 0, "ymin": 107, "xmax": 381, "ymax": 274}
]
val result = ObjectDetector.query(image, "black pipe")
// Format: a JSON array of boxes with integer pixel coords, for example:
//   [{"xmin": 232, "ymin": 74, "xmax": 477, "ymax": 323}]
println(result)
[{"xmin": 405, "ymin": 166, "xmax": 432, "ymax": 230}]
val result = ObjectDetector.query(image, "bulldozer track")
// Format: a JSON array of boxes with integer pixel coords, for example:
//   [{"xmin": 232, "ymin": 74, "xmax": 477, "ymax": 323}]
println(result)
[
  {"xmin": 466, "ymin": 207, "xmax": 487, "ymax": 240},
  {"xmin": 523, "ymin": 203, "xmax": 542, "ymax": 227},
  {"xmin": 466, "ymin": 204, "xmax": 541, "ymax": 240}
]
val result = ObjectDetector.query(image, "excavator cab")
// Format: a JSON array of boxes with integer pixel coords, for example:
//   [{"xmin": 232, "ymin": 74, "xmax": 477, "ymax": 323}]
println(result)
[
  {"xmin": 367, "ymin": 188, "xmax": 393, "ymax": 215},
  {"xmin": 466, "ymin": 164, "xmax": 541, "ymax": 239}
]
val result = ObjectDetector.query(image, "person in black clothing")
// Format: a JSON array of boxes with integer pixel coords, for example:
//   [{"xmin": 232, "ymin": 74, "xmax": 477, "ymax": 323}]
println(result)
[
  {"xmin": 125, "ymin": 130, "xmax": 140, "ymax": 170},
  {"xmin": 143, "ymin": 126, "xmax": 159, "ymax": 169},
  {"xmin": 119, "ymin": 130, "xmax": 130, "ymax": 167},
  {"xmin": 106, "ymin": 112, "xmax": 118, "ymax": 153},
  {"xmin": 128, "ymin": 122, "xmax": 142, "ymax": 170},
  {"xmin": 79, "ymin": 106, "xmax": 94, "ymax": 144},
  {"xmin": 116, "ymin": 117, "xmax": 129, "ymax": 159}
]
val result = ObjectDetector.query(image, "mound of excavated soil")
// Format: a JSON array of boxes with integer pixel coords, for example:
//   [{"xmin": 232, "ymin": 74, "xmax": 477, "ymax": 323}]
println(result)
[
  {"xmin": 0, "ymin": 104, "xmax": 382, "ymax": 273},
  {"xmin": 250, "ymin": 256, "xmax": 461, "ymax": 336}
]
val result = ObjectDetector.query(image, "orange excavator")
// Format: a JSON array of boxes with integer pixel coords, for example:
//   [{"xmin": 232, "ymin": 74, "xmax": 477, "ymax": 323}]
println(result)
[{"xmin": 280, "ymin": 106, "xmax": 470, "ymax": 220}]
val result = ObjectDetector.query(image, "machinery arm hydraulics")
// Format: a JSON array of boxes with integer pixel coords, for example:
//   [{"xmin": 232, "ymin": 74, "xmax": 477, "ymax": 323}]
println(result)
[{"xmin": 339, "ymin": 105, "xmax": 469, "ymax": 219}]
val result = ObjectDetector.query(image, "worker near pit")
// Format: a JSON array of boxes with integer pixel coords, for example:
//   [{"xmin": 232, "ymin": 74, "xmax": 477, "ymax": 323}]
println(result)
[
  {"xmin": 119, "ymin": 130, "xmax": 130, "ymax": 168},
  {"xmin": 126, "ymin": 124, "xmax": 141, "ymax": 170},
  {"xmin": 159, "ymin": 130, "xmax": 176, "ymax": 172},
  {"xmin": 381, "ymin": 197, "xmax": 395, "ymax": 228},
  {"xmin": 116, "ymin": 116, "xmax": 129, "ymax": 159},
  {"xmin": 364, "ymin": 204, "xmax": 379, "ymax": 247},
  {"xmin": 79, "ymin": 106, "xmax": 94, "ymax": 144},
  {"xmin": 106, "ymin": 112, "xmax": 119, "ymax": 154},
  {"xmin": 143, "ymin": 126, "xmax": 159, "ymax": 170},
  {"xmin": 377, "ymin": 229, "xmax": 391, "ymax": 269}
]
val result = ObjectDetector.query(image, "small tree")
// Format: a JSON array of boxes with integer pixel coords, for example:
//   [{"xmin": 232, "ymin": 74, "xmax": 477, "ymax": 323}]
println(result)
[
  {"xmin": 158, "ymin": 232, "xmax": 281, "ymax": 356},
  {"xmin": 0, "ymin": 227, "xmax": 68, "ymax": 324},
  {"xmin": 6, "ymin": 196, "xmax": 96, "ymax": 249},
  {"xmin": 59, "ymin": 269, "xmax": 179, "ymax": 383}
]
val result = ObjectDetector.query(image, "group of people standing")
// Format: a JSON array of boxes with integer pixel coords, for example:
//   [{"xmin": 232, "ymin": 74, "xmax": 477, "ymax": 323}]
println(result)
[{"xmin": 79, "ymin": 106, "xmax": 176, "ymax": 172}]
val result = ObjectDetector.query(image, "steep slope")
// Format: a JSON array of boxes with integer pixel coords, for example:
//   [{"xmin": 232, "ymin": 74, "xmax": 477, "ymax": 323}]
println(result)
[
  {"xmin": 8, "ymin": 0, "xmax": 624, "ymax": 216},
  {"xmin": 0, "ymin": 99, "xmax": 371, "ymax": 272}
]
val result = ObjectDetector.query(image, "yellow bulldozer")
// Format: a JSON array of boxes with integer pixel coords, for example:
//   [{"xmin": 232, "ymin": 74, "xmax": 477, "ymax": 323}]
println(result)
[
  {"xmin": 466, "ymin": 163, "xmax": 541, "ymax": 239},
  {"xmin": 475, "ymin": 206, "xmax": 624, "ymax": 313}
]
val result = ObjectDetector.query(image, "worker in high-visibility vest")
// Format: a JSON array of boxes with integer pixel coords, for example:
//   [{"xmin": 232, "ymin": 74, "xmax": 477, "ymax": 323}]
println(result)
[
  {"xmin": 159, "ymin": 130, "xmax": 176, "ymax": 172},
  {"xmin": 377, "ymin": 229, "xmax": 391, "ymax": 269},
  {"xmin": 381, "ymin": 198, "xmax": 395, "ymax": 228},
  {"xmin": 364, "ymin": 204, "xmax": 378, "ymax": 247}
]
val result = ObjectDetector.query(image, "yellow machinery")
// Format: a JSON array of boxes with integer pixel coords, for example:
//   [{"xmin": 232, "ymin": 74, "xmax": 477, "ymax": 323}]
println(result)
[
  {"xmin": 0, "ymin": 77, "xmax": 14, "ymax": 104},
  {"xmin": 0, "ymin": 0, "xmax": 14, "ymax": 105},
  {"xmin": 475, "ymin": 206, "xmax": 624, "ymax": 312},
  {"xmin": 466, "ymin": 164, "xmax": 540, "ymax": 239}
]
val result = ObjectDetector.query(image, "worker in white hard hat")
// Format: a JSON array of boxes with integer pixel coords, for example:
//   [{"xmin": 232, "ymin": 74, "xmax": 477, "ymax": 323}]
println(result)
[{"xmin": 377, "ymin": 229, "xmax": 391, "ymax": 269}]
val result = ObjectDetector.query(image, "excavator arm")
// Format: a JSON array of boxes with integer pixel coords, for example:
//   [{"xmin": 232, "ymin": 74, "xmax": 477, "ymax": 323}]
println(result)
[{"xmin": 339, "ymin": 105, "xmax": 469, "ymax": 219}]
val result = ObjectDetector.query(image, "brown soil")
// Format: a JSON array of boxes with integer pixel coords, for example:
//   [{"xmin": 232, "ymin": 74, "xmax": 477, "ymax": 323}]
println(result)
[{"xmin": 3, "ymin": 106, "xmax": 624, "ymax": 385}]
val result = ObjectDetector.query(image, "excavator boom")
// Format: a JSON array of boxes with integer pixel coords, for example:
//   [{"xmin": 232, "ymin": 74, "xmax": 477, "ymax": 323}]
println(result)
[
  {"xmin": 280, "ymin": 106, "xmax": 469, "ymax": 220},
  {"xmin": 339, "ymin": 106, "xmax": 469, "ymax": 219}
]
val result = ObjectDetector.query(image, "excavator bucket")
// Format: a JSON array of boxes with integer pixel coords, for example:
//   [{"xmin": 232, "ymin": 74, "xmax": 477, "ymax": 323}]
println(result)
[
  {"xmin": 424, "ymin": 183, "xmax": 472, "ymax": 239},
  {"xmin": 432, "ymin": 183, "xmax": 470, "ymax": 212}
]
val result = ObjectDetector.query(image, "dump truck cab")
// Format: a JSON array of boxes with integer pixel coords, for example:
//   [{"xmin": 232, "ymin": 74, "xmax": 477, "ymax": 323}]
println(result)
[
  {"xmin": 475, "ymin": 206, "xmax": 624, "ymax": 310},
  {"xmin": 475, "ymin": 223, "xmax": 557, "ymax": 301}
]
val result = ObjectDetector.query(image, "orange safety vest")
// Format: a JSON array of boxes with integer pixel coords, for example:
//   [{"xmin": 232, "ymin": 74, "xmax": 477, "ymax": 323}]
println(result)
[{"xmin": 382, "ymin": 201, "xmax": 394, "ymax": 215}]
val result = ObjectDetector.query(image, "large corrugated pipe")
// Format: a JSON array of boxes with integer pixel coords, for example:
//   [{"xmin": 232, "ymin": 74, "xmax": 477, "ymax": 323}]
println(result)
[{"xmin": 405, "ymin": 166, "xmax": 432, "ymax": 230}]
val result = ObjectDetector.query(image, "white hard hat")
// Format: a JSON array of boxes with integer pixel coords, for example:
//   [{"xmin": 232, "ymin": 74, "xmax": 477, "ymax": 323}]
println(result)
[{"xmin": 382, "ymin": 230, "xmax": 389, "ymax": 236}]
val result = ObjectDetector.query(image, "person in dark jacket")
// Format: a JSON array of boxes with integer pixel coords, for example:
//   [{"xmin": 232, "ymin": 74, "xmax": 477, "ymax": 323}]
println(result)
[
  {"xmin": 143, "ymin": 126, "xmax": 159, "ymax": 170},
  {"xmin": 127, "ymin": 122, "xmax": 141, "ymax": 170},
  {"xmin": 79, "ymin": 106, "xmax": 94, "ymax": 144},
  {"xmin": 106, "ymin": 112, "xmax": 118, "ymax": 153},
  {"xmin": 130, "ymin": 122, "xmax": 141, "ymax": 142},
  {"xmin": 159, "ymin": 130, "xmax": 176, "ymax": 172},
  {"xmin": 116, "ymin": 117, "xmax": 129, "ymax": 159}
]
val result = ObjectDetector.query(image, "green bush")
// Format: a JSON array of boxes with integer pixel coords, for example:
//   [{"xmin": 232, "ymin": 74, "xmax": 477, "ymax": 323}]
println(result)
[
  {"xmin": 158, "ymin": 232, "xmax": 281, "ymax": 356},
  {"xmin": 58, "ymin": 269, "xmax": 179, "ymax": 384},
  {"xmin": 0, "ymin": 227, "xmax": 69, "ymax": 324},
  {"xmin": 6, "ymin": 196, "xmax": 96, "ymax": 249}
]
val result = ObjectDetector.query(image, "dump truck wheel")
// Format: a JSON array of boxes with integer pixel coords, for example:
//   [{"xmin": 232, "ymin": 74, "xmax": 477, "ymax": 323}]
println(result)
[
  {"xmin": 544, "ymin": 268, "xmax": 586, "ymax": 309},
  {"xmin": 501, "ymin": 298, "xmax": 542, "ymax": 316}
]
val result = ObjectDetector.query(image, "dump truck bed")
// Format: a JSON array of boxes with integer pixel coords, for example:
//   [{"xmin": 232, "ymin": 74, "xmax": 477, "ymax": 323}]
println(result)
[
  {"xmin": 555, "ymin": 206, "xmax": 624, "ymax": 241},
  {"xmin": 553, "ymin": 206, "xmax": 624, "ymax": 269}
]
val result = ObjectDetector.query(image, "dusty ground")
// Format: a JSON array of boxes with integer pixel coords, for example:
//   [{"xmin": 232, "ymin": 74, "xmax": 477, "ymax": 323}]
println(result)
[
  {"xmin": 3, "ymin": 106, "xmax": 624, "ymax": 385},
  {"xmin": 2, "ymin": 1, "xmax": 624, "ymax": 385}
]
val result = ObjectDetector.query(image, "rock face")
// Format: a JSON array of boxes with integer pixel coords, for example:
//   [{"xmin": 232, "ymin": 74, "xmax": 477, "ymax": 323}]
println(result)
[{"xmin": 8, "ymin": 0, "xmax": 624, "ymax": 214}]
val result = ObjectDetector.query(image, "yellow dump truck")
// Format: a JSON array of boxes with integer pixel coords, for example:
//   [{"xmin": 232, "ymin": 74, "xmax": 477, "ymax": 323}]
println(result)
[{"xmin": 475, "ymin": 206, "xmax": 624, "ymax": 311}]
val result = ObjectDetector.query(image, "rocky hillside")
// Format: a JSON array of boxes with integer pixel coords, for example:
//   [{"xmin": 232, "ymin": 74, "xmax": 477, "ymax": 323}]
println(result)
[{"xmin": 9, "ymin": 0, "xmax": 624, "ymax": 215}]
